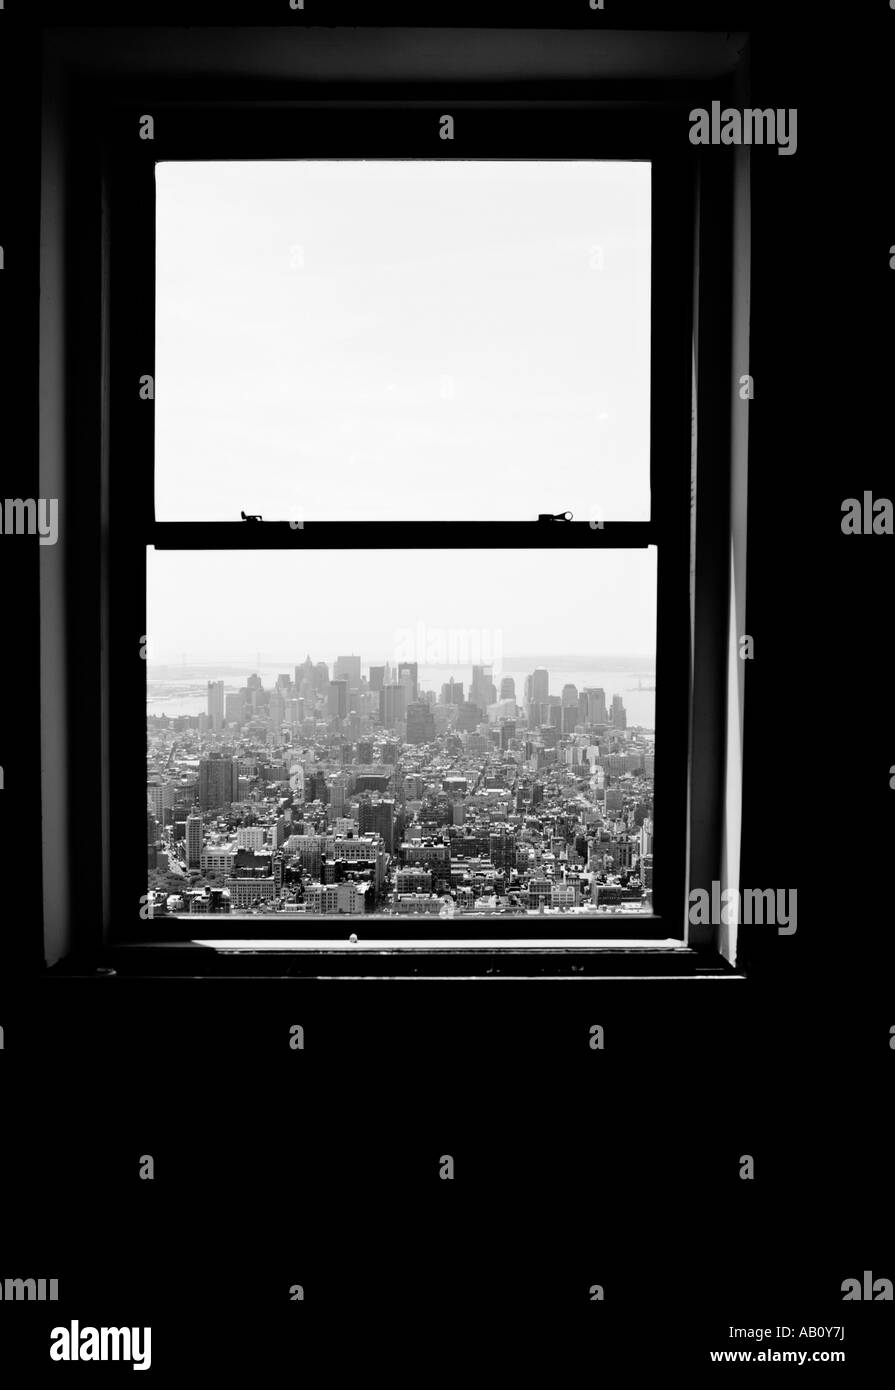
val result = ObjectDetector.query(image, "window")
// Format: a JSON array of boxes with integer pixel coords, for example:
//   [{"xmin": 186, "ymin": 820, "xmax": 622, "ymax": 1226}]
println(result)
[
  {"xmin": 145, "ymin": 546, "xmax": 658, "ymax": 929},
  {"xmin": 153, "ymin": 159, "xmax": 652, "ymax": 524},
  {"xmin": 114, "ymin": 115, "xmax": 693, "ymax": 950},
  {"xmin": 38, "ymin": 27, "xmax": 749, "ymax": 970}
]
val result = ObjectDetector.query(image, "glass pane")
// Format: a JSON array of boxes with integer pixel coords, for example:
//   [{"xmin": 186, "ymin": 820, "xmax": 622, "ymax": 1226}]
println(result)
[
  {"xmin": 146, "ymin": 547, "xmax": 657, "ymax": 922},
  {"xmin": 155, "ymin": 160, "xmax": 651, "ymax": 523}
]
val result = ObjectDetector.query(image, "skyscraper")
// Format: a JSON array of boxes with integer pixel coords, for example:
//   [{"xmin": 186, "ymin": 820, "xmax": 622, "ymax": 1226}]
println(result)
[
  {"xmin": 224, "ymin": 692, "xmax": 244, "ymax": 725},
  {"xmin": 334, "ymin": 655, "xmax": 362, "ymax": 690},
  {"xmin": 397, "ymin": 662, "xmax": 419, "ymax": 702},
  {"xmin": 499, "ymin": 676, "xmax": 516, "ymax": 700},
  {"xmin": 269, "ymin": 691, "xmax": 285, "ymax": 731},
  {"xmin": 359, "ymin": 796, "xmax": 395, "ymax": 853},
  {"xmin": 471, "ymin": 665, "xmax": 497, "ymax": 708},
  {"xmin": 610, "ymin": 694, "xmax": 627, "ymax": 729},
  {"xmin": 329, "ymin": 771, "xmax": 349, "ymax": 817},
  {"xmin": 198, "ymin": 756, "xmax": 239, "ymax": 810},
  {"xmin": 328, "ymin": 679, "xmax": 349, "ymax": 720},
  {"xmin": 380, "ymin": 684, "xmax": 406, "ymax": 729},
  {"xmin": 456, "ymin": 702, "xmax": 482, "ymax": 732},
  {"xmin": 294, "ymin": 656, "xmax": 315, "ymax": 696},
  {"xmin": 530, "ymin": 668, "xmax": 549, "ymax": 704},
  {"xmin": 406, "ymin": 701, "xmax": 436, "ymax": 745},
  {"xmin": 185, "ymin": 811, "xmax": 203, "ymax": 868},
  {"xmin": 580, "ymin": 687, "xmax": 608, "ymax": 725},
  {"xmin": 147, "ymin": 779, "xmax": 176, "ymax": 824},
  {"xmin": 489, "ymin": 827, "xmax": 515, "ymax": 870},
  {"xmin": 206, "ymin": 680, "xmax": 224, "ymax": 732}
]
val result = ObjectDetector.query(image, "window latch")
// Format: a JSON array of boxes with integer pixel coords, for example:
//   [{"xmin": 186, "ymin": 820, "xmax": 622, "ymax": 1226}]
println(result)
[
  {"xmin": 240, "ymin": 511, "xmax": 263, "ymax": 522},
  {"xmin": 537, "ymin": 511, "xmax": 574, "ymax": 522}
]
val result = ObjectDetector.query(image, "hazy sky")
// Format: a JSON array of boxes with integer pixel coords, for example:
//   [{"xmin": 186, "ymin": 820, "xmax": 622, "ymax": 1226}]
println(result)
[
  {"xmin": 147, "ymin": 547, "xmax": 656, "ymax": 666},
  {"xmin": 154, "ymin": 159, "xmax": 651, "ymax": 524}
]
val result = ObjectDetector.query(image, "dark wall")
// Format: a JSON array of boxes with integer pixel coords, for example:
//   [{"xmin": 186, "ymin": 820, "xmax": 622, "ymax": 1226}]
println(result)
[{"xmin": 1, "ymin": 3, "xmax": 892, "ymax": 1372}]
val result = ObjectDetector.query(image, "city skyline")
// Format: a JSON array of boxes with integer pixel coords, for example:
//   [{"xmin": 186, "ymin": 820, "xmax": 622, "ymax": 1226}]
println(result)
[
  {"xmin": 147, "ymin": 650, "xmax": 655, "ymax": 921},
  {"xmin": 148, "ymin": 657, "xmax": 656, "ymax": 727},
  {"xmin": 188, "ymin": 661, "xmax": 647, "ymax": 726}
]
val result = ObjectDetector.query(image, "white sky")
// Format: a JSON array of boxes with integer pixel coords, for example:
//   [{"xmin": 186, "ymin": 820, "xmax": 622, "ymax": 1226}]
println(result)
[
  {"xmin": 147, "ymin": 547, "xmax": 657, "ymax": 666},
  {"xmin": 154, "ymin": 159, "xmax": 651, "ymax": 523}
]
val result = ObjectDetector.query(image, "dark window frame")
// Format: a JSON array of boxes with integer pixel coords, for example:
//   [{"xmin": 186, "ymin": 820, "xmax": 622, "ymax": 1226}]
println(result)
[{"xmin": 40, "ymin": 31, "xmax": 746, "ymax": 976}]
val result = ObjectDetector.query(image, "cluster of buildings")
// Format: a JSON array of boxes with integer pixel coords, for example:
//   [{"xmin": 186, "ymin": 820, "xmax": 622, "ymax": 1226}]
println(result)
[{"xmin": 146, "ymin": 657, "xmax": 654, "ymax": 922}]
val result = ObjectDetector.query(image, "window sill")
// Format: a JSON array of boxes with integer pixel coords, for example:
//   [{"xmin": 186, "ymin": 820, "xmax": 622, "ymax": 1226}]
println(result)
[{"xmin": 46, "ymin": 943, "xmax": 742, "ymax": 979}]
